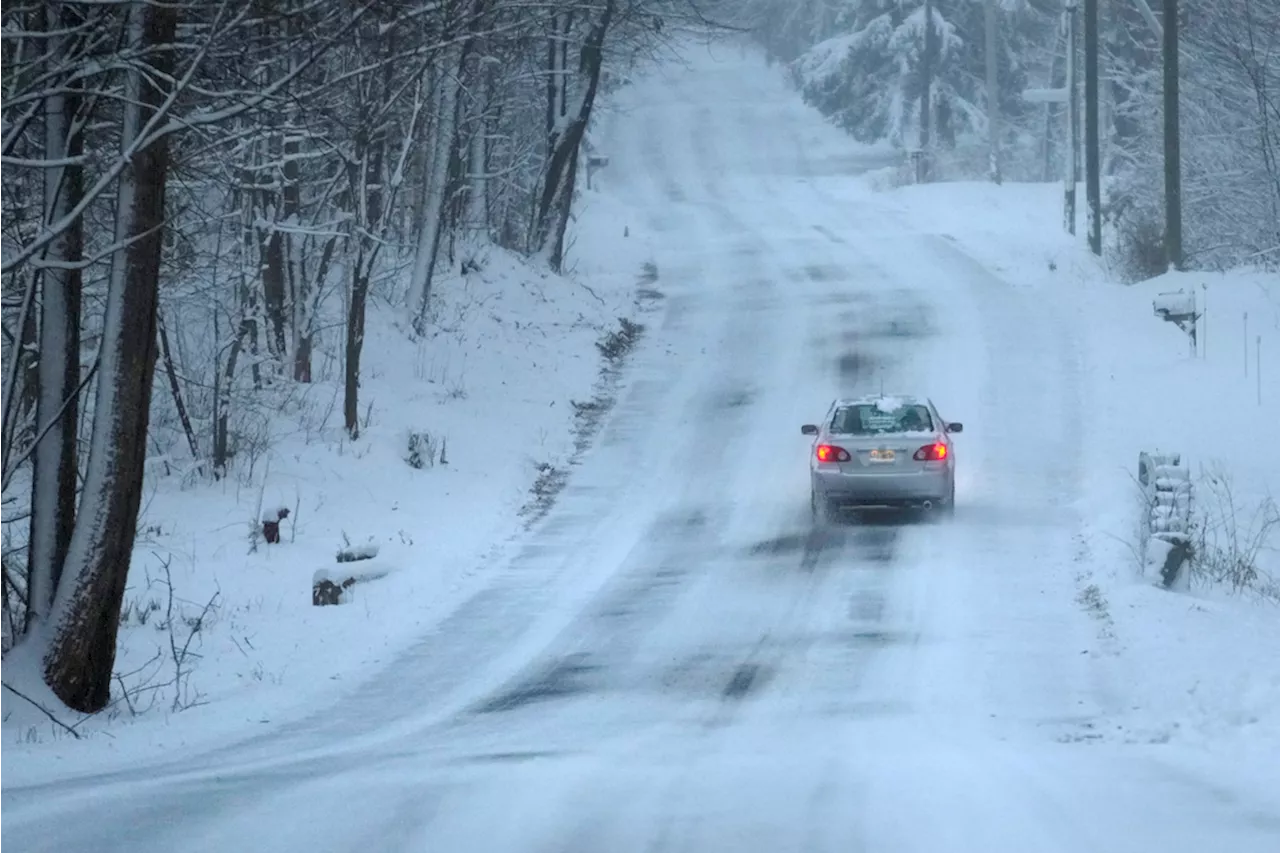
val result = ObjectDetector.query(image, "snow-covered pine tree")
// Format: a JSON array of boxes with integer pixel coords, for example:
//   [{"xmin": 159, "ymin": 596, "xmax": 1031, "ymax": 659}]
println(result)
[{"xmin": 788, "ymin": 2, "xmax": 1051, "ymax": 173}]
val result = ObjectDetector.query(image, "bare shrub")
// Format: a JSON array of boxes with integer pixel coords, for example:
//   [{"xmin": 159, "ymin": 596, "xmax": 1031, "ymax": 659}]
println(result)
[
  {"xmin": 1192, "ymin": 466, "xmax": 1280, "ymax": 599},
  {"xmin": 158, "ymin": 558, "xmax": 220, "ymax": 712},
  {"xmin": 596, "ymin": 317, "xmax": 644, "ymax": 362},
  {"xmin": 1105, "ymin": 183, "xmax": 1168, "ymax": 283},
  {"xmin": 109, "ymin": 557, "xmax": 220, "ymax": 718},
  {"xmin": 520, "ymin": 462, "xmax": 569, "ymax": 526},
  {"xmin": 119, "ymin": 596, "xmax": 163, "ymax": 628}
]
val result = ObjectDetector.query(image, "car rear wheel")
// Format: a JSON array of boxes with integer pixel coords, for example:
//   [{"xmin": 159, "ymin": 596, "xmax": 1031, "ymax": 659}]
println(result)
[{"xmin": 810, "ymin": 489, "xmax": 833, "ymax": 527}]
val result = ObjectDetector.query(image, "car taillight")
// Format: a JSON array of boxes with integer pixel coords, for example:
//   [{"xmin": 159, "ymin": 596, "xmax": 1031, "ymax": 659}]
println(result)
[
  {"xmin": 816, "ymin": 444, "xmax": 851, "ymax": 463},
  {"xmin": 913, "ymin": 442, "xmax": 948, "ymax": 461}
]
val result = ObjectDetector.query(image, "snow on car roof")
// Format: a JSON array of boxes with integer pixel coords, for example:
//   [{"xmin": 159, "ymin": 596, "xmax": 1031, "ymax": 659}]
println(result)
[{"xmin": 834, "ymin": 394, "xmax": 924, "ymax": 410}]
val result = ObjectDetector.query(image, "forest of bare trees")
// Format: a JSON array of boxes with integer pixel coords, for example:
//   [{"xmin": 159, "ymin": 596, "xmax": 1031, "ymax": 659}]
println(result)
[{"xmin": 1, "ymin": 0, "xmax": 710, "ymax": 713}]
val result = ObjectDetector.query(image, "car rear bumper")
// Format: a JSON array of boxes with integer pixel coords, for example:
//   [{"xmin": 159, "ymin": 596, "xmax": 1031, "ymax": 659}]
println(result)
[{"xmin": 813, "ymin": 468, "xmax": 952, "ymax": 509}]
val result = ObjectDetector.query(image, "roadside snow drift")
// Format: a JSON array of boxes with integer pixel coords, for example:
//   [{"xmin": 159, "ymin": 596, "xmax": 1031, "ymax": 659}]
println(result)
[
  {"xmin": 2, "ymin": 244, "xmax": 647, "ymax": 756},
  {"xmin": 874, "ymin": 177, "xmax": 1280, "ymax": 769}
]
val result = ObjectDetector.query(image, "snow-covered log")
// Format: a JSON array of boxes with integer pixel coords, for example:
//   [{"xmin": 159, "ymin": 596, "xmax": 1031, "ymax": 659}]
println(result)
[{"xmin": 312, "ymin": 565, "xmax": 391, "ymax": 606}]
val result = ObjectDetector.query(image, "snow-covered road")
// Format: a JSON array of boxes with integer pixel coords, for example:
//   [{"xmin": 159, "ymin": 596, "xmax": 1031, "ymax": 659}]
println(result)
[{"xmin": 5, "ymin": 44, "xmax": 1278, "ymax": 853}]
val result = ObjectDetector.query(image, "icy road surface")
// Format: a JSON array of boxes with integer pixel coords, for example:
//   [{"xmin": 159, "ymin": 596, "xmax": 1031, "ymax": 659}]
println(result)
[{"xmin": 5, "ymin": 45, "xmax": 1279, "ymax": 853}]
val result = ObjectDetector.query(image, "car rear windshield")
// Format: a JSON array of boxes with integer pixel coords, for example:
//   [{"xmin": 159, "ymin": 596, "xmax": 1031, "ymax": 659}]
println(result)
[{"xmin": 830, "ymin": 404, "xmax": 934, "ymax": 435}]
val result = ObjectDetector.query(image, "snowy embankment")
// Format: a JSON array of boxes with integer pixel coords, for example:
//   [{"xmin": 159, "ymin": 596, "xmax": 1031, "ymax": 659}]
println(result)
[
  {"xmin": 871, "ymin": 176, "xmax": 1280, "ymax": 769},
  {"xmin": 2, "ymin": 195, "xmax": 657, "ymax": 759}
]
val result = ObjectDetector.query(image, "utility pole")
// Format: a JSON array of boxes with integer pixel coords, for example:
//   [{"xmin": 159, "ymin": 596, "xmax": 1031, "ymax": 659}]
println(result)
[
  {"xmin": 1162, "ymin": 0, "xmax": 1182, "ymax": 269},
  {"xmin": 1084, "ymin": 0, "xmax": 1102, "ymax": 255},
  {"xmin": 1065, "ymin": 0, "xmax": 1079, "ymax": 235},
  {"xmin": 919, "ymin": 0, "xmax": 935, "ymax": 182},
  {"xmin": 986, "ymin": 0, "xmax": 1001, "ymax": 183}
]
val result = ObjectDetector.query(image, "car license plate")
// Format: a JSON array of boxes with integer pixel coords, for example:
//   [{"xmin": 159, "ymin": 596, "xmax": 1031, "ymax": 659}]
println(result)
[{"xmin": 870, "ymin": 449, "xmax": 895, "ymax": 462}]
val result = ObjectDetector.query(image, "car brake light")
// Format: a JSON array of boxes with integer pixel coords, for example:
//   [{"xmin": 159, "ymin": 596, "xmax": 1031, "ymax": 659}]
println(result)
[
  {"xmin": 816, "ymin": 444, "xmax": 851, "ymax": 463},
  {"xmin": 913, "ymin": 442, "xmax": 948, "ymax": 461},
  {"xmin": 916, "ymin": 440, "xmax": 947, "ymax": 461}
]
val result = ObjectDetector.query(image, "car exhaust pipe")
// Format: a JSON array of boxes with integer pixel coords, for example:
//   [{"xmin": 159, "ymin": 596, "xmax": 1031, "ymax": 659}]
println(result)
[{"xmin": 921, "ymin": 500, "xmax": 933, "ymax": 510}]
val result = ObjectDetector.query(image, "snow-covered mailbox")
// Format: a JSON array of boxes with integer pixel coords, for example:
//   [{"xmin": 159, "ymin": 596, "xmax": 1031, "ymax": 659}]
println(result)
[
  {"xmin": 1138, "ymin": 451, "xmax": 1193, "ymax": 589},
  {"xmin": 1152, "ymin": 289, "xmax": 1199, "ymax": 352}
]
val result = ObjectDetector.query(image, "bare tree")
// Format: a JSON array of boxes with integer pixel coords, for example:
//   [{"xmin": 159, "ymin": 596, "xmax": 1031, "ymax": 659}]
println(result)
[
  {"xmin": 531, "ymin": 0, "xmax": 616, "ymax": 271},
  {"xmin": 23, "ymin": 1, "xmax": 86, "ymax": 634},
  {"xmin": 39, "ymin": 0, "xmax": 179, "ymax": 712},
  {"xmin": 1, "ymin": 0, "xmax": 711, "ymax": 710},
  {"xmin": 407, "ymin": 0, "xmax": 490, "ymax": 331},
  {"xmin": 341, "ymin": 10, "xmax": 430, "ymax": 435}
]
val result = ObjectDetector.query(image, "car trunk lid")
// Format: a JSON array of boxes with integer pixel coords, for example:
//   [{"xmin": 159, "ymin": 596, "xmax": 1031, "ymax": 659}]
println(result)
[{"xmin": 830, "ymin": 432, "xmax": 940, "ymax": 474}]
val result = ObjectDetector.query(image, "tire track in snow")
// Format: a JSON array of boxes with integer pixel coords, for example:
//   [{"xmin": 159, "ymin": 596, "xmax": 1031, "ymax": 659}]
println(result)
[
  {"xmin": 429, "ymin": 63, "xmax": 797, "ymax": 755},
  {"xmin": 556, "ymin": 86, "xmax": 937, "ymax": 853},
  {"xmin": 468, "ymin": 65, "xmax": 895, "ymax": 852},
  {"xmin": 885, "ymin": 233, "xmax": 1125, "ymax": 739}
]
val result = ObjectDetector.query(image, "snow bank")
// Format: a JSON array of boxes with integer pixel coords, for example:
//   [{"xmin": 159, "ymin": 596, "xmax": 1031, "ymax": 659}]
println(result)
[
  {"xmin": 1, "ymin": 241, "xmax": 643, "ymax": 761},
  {"xmin": 870, "ymin": 177, "xmax": 1280, "ymax": 767}
]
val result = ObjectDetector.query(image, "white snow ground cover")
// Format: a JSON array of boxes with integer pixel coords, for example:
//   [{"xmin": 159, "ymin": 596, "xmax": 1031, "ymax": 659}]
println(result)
[
  {"xmin": 3, "ymin": 43, "xmax": 1277, "ymax": 827},
  {"xmin": 2, "ymin": 234, "xmax": 652, "ymax": 764},
  {"xmin": 870, "ymin": 176, "xmax": 1280, "ymax": 778}
]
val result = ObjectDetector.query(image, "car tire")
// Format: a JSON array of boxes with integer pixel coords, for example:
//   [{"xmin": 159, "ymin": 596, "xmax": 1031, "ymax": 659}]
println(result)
[
  {"xmin": 924, "ymin": 484, "xmax": 955, "ymax": 524},
  {"xmin": 811, "ymin": 489, "xmax": 833, "ymax": 527}
]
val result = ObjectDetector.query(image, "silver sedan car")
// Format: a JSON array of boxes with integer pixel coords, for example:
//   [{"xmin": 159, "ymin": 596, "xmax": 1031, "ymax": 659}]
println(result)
[{"xmin": 801, "ymin": 394, "xmax": 962, "ymax": 523}]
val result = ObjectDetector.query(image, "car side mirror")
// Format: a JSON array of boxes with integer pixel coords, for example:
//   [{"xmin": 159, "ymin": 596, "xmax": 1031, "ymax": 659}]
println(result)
[
  {"xmin": 946, "ymin": 422, "xmax": 963, "ymax": 433},
  {"xmin": 801, "ymin": 424, "xmax": 819, "ymax": 436}
]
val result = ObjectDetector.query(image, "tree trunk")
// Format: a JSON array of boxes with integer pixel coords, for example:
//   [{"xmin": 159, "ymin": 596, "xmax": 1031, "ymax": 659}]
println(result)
[
  {"xmin": 27, "ymin": 0, "xmax": 84, "ymax": 634},
  {"xmin": 407, "ymin": 44, "xmax": 465, "ymax": 331},
  {"xmin": 0, "ymin": 555, "xmax": 10, "ymax": 653},
  {"xmin": 295, "ymin": 234, "xmax": 336, "ymax": 384},
  {"xmin": 532, "ymin": 1, "xmax": 614, "ymax": 271},
  {"xmin": 17, "ymin": 277, "xmax": 41, "ymax": 449},
  {"xmin": 284, "ymin": 15, "xmax": 308, "ymax": 383},
  {"xmin": 258, "ymin": 11, "xmax": 289, "ymax": 363},
  {"xmin": 464, "ymin": 46, "xmax": 492, "ymax": 236},
  {"xmin": 343, "ymin": 114, "xmax": 388, "ymax": 437},
  {"xmin": 212, "ymin": 322, "xmax": 248, "ymax": 478},
  {"xmin": 158, "ymin": 309, "xmax": 200, "ymax": 466},
  {"xmin": 409, "ymin": 61, "xmax": 434, "ymax": 241},
  {"xmin": 41, "ymin": 0, "xmax": 177, "ymax": 713},
  {"xmin": 446, "ymin": 101, "xmax": 468, "ymax": 265},
  {"xmin": 261, "ymin": 225, "xmax": 289, "ymax": 358},
  {"xmin": 236, "ymin": 176, "xmax": 265, "ymax": 391},
  {"xmin": 344, "ymin": 257, "xmax": 370, "ymax": 439},
  {"xmin": 920, "ymin": 0, "xmax": 935, "ymax": 163}
]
